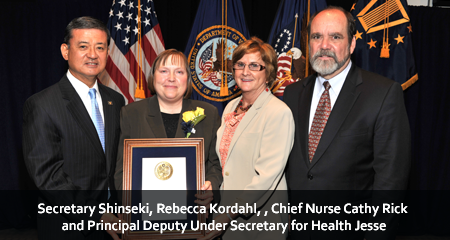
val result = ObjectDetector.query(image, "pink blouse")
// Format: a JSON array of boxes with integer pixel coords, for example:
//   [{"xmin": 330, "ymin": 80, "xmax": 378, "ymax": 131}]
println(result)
[{"xmin": 219, "ymin": 111, "xmax": 246, "ymax": 175}]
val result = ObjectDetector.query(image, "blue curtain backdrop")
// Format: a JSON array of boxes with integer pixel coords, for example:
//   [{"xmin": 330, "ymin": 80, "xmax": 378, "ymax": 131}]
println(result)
[
  {"xmin": 1, "ymin": 0, "xmax": 449, "ymax": 236},
  {"xmin": 398, "ymin": 6, "xmax": 450, "ymax": 235}
]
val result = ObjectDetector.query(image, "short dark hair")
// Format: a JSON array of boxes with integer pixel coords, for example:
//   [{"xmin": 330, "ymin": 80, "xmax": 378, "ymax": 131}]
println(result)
[
  {"xmin": 148, "ymin": 49, "xmax": 193, "ymax": 99},
  {"xmin": 232, "ymin": 36, "xmax": 278, "ymax": 88},
  {"xmin": 63, "ymin": 16, "xmax": 110, "ymax": 47},
  {"xmin": 307, "ymin": 6, "xmax": 356, "ymax": 45}
]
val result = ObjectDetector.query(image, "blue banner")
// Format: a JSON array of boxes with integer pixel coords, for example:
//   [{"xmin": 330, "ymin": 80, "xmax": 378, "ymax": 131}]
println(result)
[
  {"xmin": 184, "ymin": 0, "xmax": 250, "ymax": 115},
  {"xmin": 351, "ymin": 0, "xmax": 418, "ymax": 89}
]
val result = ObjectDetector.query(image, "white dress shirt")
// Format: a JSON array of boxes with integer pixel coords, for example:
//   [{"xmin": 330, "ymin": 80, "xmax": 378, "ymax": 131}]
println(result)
[
  {"xmin": 66, "ymin": 70, "xmax": 105, "ymax": 123},
  {"xmin": 308, "ymin": 61, "xmax": 352, "ymax": 133}
]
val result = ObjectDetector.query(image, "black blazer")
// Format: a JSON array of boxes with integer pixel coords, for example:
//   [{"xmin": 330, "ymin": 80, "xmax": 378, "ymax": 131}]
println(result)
[
  {"xmin": 23, "ymin": 75, "xmax": 125, "ymax": 239},
  {"xmin": 114, "ymin": 95, "xmax": 223, "ymax": 191},
  {"xmin": 283, "ymin": 64, "xmax": 411, "ymax": 239}
]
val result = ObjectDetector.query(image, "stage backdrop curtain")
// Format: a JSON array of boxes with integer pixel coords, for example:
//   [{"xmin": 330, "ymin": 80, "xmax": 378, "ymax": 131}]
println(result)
[{"xmin": 398, "ymin": 6, "xmax": 450, "ymax": 236}]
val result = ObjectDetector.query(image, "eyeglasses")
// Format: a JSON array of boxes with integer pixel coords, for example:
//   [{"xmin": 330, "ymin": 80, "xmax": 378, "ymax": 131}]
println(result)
[{"xmin": 233, "ymin": 62, "xmax": 266, "ymax": 71}]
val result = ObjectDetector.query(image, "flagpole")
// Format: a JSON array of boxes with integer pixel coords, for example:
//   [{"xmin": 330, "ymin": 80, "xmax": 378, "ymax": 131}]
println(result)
[
  {"xmin": 289, "ymin": 13, "xmax": 299, "ymax": 74},
  {"xmin": 220, "ymin": 0, "xmax": 229, "ymax": 96},
  {"xmin": 305, "ymin": 0, "xmax": 311, "ymax": 77},
  {"xmin": 135, "ymin": 0, "xmax": 145, "ymax": 99}
]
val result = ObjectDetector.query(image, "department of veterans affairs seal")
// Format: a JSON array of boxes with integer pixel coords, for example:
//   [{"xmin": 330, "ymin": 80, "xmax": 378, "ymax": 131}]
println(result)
[
  {"xmin": 155, "ymin": 161, "xmax": 173, "ymax": 180},
  {"xmin": 187, "ymin": 25, "xmax": 246, "ymax": 102}
]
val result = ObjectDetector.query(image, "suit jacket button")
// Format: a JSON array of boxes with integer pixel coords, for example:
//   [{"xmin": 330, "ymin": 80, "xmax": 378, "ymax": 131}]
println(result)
[
  {"xmin": 308, "ymin": 174, "xmax": 313, "ymax": 180},
  {"xmin": 225, "ymin": 172, "xmax": 229, "ymax": 176}
]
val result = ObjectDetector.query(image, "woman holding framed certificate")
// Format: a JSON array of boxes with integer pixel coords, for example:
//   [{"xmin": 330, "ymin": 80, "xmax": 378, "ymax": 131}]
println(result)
[
  {"xmin": 114, "ymin": 49, "xmax": 223, "ymax": 205},
  {"xmin": 202, "ymin": 37, "xmax": 295, "ymax": 240}
]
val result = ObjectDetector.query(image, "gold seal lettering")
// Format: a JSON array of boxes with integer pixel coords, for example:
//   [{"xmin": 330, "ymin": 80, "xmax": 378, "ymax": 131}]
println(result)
[{"xmin": 154, "ymin": 161, "xmax": 173, "ymax": 180}]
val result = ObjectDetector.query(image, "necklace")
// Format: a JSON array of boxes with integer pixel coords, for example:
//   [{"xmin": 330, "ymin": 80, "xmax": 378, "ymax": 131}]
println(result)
[{"xmin": 234, "ymin": 99, "xmax": 252, "ymax": 113}]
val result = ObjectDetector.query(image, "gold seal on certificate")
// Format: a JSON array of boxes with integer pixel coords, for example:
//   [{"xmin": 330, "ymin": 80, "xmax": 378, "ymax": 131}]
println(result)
[{"xmin": 154, "ymin": 161, "xmax": 173, "ymax": 180}]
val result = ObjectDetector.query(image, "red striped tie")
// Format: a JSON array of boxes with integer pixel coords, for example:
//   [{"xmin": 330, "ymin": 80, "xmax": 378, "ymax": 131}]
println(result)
[{"xmin": 309, "ymin": 81, "xmax": 331, "ymax": 162}]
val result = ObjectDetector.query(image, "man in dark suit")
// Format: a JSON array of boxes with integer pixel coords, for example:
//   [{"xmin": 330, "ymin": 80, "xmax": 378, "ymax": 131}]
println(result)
[
  {"xmin": 283, "ymin": 6, "xmax": 411, "ymax": 240},
  {"xmin": 23, "ymin": 17, "xmax": 125, "ymax": 240}
]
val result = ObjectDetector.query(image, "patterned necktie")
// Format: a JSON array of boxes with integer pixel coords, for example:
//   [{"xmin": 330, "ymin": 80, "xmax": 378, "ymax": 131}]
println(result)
[
  {"xmin": 88, "ymin": 89, "xmax": 105, "ymax": 152},
  {"xmin": 308, "ymin": 81, "xmax": 331, "ymax": 162}
]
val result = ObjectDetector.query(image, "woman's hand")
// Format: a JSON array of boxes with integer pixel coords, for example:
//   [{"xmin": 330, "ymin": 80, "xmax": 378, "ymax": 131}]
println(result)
[
  {"xmin": 195, "ymin": 181, "xmax": 214, "ymax": 218},
  {"xmin": 195, "ymin": 181, "xmax": 214, "ymax": 206},
  {"xmin": 198, "ymin": 213, "xmax": 235, "ymax": 240}
]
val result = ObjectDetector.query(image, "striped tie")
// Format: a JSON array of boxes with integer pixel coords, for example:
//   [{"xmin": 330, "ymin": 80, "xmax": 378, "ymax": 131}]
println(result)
[{"xmin": 88, "ymin": 89, "xmax": 105, "ymax": 152}]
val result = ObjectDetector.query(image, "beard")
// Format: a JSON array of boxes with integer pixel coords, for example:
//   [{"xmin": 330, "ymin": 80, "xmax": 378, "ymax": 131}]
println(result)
[{"xmin": 310, "ymin": 48, "xmax": 350, "ymax": 77}]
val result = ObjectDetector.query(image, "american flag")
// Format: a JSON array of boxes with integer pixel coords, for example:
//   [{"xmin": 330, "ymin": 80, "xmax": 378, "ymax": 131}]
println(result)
[
  {"xmin": 199, "ymin": 44, "xmax": 213, "ymax": 73},
  {"xmin": 276, "ymin": 53, "xmax": 293, "ymax": 80},
  {"xmin": 198, "ymin": 44, "xmax": 217, "ymax": 83},
  {"xmin": 267, "ymin": 0, "xmax": 327, "ymax": 99},
  {"xmin": 100, "ymin": 0, "xmax": 165, "ymax": 104}
]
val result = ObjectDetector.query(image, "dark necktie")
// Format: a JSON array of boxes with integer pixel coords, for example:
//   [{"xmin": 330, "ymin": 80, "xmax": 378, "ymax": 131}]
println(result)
[{"xmin": 308, "ymin": 81, "xmax": 331, "ymax": 162}]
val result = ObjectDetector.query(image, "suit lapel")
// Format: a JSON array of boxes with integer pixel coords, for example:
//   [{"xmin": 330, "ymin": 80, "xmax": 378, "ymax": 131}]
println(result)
[
  {"xmin": 298, "ymin": 76, "xmax": 316, "ymax": 168},
  {"xmin": 145, "ymin": 96, "xmax": 168, "ymax": 138},
  {"xmin": 310, "ymin": 65, "xmax": 362, "ymax": 166},
  {"xmin": 59, "ymin": 76, "xmax": 105, "ymax": 159},
  {"xmin": 99, "ymin": 84, "xmax": 116, "ymax": 175},
  {"xmin": 226, "ymin": 90, "xmax": 272, "ymax": 164}
]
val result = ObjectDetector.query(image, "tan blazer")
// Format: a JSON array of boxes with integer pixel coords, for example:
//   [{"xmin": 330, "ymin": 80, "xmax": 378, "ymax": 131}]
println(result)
[{"xmin": 216, "ymin": 90, "xmax": 295, "ymax": 239}]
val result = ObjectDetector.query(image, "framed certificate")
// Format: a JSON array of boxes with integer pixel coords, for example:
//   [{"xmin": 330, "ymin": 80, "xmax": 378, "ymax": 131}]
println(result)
[{"xmin": 122, "ymin": 138, "xmax": 206, "ymax": 239}]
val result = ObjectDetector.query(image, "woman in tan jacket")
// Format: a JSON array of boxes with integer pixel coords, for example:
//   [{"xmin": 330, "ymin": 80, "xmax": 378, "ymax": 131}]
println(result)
[{"xmin": 201, "ymin": 37, "xmax": 295, "ymax": 240}]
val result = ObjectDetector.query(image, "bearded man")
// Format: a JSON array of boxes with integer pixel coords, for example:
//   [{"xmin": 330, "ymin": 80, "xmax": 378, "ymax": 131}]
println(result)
[{"xmin": 283, "ymin": 6, "xmax": 411, "ymax": 240}]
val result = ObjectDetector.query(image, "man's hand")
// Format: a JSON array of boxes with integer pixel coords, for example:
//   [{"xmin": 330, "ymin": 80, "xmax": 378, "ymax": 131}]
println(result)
[{"xmin": 100, "ymin": 212, "xmax": 123, "ymax": 240}]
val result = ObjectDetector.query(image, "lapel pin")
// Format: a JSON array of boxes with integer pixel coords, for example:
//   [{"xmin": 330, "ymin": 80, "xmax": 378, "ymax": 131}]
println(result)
[{"xmin": 108, "ymin": 101, "xmax": 113, "ymax": 105}]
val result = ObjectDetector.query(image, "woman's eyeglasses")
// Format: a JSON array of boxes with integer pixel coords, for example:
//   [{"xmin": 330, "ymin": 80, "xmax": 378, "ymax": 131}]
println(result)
[{"xmin": 233, "ymin": 62, "xmax": 266, "ymax": 71}]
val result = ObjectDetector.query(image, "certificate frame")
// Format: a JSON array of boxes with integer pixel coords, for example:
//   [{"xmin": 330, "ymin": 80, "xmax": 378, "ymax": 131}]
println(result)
[{"xmin": 122, "ymin": 138, "xmax": 205, "ymax": 239}]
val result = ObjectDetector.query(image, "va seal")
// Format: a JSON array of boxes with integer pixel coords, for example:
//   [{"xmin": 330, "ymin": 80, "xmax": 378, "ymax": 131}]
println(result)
[
  {"xmin": 154, "ymin": 161, "xmax": 173, "ymax": 180},
  {"xmin": 188, "ymin": 26, "xmax": 246, "ymax": 102}
]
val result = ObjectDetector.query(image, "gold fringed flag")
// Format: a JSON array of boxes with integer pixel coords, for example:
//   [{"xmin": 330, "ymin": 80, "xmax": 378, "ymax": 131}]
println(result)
[
  {"xmin": 351, "ymin": 0, "xmax": 418, "ymax": 90},
  {"xmin": 184, "ymin": 0, "xmax": 250, "ymax": 114},
  {"xmin": 100, "ymin": 0, "xmax": 165, "ymax": 104}
]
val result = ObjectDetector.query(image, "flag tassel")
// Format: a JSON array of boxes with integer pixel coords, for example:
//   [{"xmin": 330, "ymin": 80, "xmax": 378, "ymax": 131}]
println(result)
[
  {"xmin": 135, "ymin": 87, "xmax": 146, "ymax": 99},
  {"xmin": 380, "ymin": 0, "xmax": 390, "ymax": 58},
  {"xmin": 220, "ymin": 80, "xmax": 228, "ymax": 96},
  {"xmin": 380, "ymin": 41, "xmax": 390, "ymax": 58}
]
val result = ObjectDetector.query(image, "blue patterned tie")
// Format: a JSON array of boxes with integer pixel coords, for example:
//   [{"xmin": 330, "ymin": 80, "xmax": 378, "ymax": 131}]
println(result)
[{"xmin": 88, "ymin": 89, "xmax": 105, "ymax": 152}]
